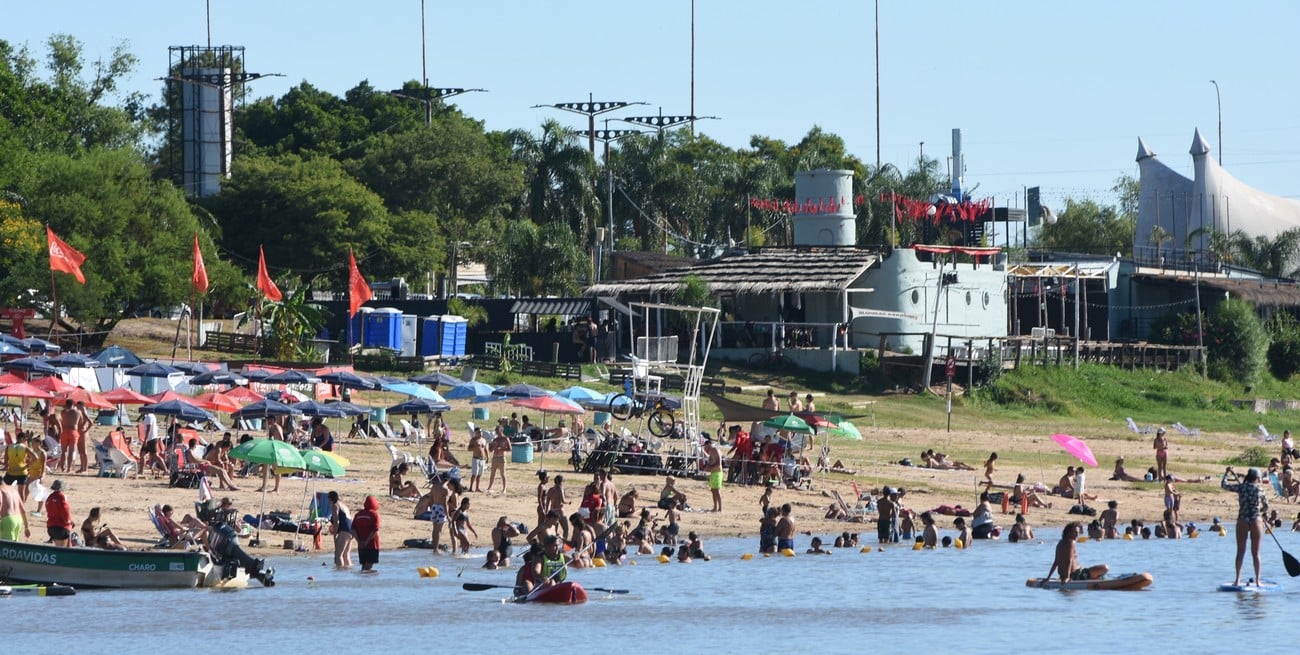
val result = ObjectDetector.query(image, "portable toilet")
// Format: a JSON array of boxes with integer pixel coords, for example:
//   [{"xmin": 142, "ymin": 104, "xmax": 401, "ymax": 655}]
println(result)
[
  {"xmin": 364, "ymin": 308, "xmax": 402, "ymax": 351},
  {"xmin": 440, "ymin": 315, "xmax": 468, "ymax": 357},
  {"xmin": 420, "ymin": 316, "xmax": 442, "ymax": 357},
  {"xmin": 400, "ymin": 314, "xmax": 418, "ymax": 357},
  {"xmin": 348, "ymin": 308, "xmax": 372, "ymax": 347}
]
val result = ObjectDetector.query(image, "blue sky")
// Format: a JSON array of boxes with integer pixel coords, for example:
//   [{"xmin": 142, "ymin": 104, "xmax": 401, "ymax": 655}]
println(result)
[{"xmin": 9, "ymin": 1, "xmax": 1300, "ymax": 209}]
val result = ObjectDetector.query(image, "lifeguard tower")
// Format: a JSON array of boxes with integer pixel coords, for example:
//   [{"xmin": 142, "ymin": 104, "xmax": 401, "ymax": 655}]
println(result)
[{"xmin": 624, "ymin": 302, "xmax": 721, "ymax": 444}]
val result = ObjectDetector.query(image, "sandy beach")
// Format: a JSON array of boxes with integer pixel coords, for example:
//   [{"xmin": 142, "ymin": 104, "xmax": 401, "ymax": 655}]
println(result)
[{"xmin": 19, "ymin": 413, "xmax": 1268, "ymax": 562}]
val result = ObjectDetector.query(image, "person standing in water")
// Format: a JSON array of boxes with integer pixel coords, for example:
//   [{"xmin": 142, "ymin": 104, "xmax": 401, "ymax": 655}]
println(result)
[{"xmin": 1222, "ymin": 467, "xmax": 1267, "ymax": 587}]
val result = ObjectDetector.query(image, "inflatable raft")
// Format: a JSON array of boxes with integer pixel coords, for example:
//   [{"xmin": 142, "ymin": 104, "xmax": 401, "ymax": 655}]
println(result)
[
  {"xmin": 1026, "ymin": 572, "xmax": 1153, "ymax": 591},
  {"xmin": 521, "ymin": 581, "xmax": 588, "ymax": 605}
]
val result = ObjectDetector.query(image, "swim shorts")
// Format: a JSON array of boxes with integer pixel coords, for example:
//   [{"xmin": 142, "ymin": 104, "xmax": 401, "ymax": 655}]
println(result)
[
  {"xmin": 778, "ymin": 538, "xmax": 794, "ymax": 550},
  {"xmin": 429, "ymin": 504, "xmax": 447, "ymax": 525},
  {"xmin": 708, "ymin": 470, "xmax": 723, "ymax": 490},
  {"xmin": 471, "ymin": 458, "xmax": 485, "ymax": 477},
  {"xmin": 0, "ymin": 514, "xmax": 21, "ymax": 540},
  {"xmin": 59, "ymin": 429, "xmax": 77, "ymax": 449}
]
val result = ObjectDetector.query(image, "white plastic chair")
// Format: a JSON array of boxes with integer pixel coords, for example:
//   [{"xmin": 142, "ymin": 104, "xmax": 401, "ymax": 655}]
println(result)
[
  {"xmin": 107, "ymin": 447, "xmax": 137, "ymax": 478},
  {"xmin": 385, "ymin": 442, "xmax": 414, "ymax": 468}
]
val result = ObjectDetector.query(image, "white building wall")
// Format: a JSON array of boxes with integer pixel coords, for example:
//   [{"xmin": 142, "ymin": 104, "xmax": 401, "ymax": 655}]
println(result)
[{"xmin": 852, "ymin": 248, "xmax": 1007, "ymax": 354}]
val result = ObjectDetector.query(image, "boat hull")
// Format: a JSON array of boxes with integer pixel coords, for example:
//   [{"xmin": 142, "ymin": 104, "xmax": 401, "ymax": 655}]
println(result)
[
  {"xmin": 523, "ymin": 581, "xmax": 588, "ymax": 604},
  {"xmin": 0, "ymin": 540, "xmax": 247, "ymax": 589}
]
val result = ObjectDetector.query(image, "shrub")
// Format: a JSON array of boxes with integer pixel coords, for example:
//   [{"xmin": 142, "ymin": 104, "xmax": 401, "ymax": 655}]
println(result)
[
  {"xmin": 1205, "ymin": 298, "xmax": 1269, "ymax": 391},
  {"xmin": 1223, "ymin": 446, "xmax": 1272, "ymax": 468},
  {"xmin": 1265, "ymin": 312, "xmax": 1300, "ymax": 381}
]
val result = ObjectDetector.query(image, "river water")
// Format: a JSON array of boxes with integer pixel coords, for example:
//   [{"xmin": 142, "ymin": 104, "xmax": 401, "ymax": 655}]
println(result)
[{"xmin": 2, "ymin": 528, "xmax": 1292, "ymax": 653}]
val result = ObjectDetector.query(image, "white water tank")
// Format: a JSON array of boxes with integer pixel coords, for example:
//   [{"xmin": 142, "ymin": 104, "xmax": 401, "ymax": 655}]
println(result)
[{"xmin": 792, "ymin": 169, "xmax": 856, "ymax": 246}]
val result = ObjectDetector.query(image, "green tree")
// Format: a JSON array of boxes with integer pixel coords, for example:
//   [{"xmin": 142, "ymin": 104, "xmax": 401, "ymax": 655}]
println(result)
[
  {"xmin": 1034, "ymin": 198, "xmax": 1135, "ymax": 256},
  {"xmin": 11, "ymin": 149, "xmax": 240, "ymax": 335},
  {"xmin": 202, "ymin": 153, "xmax": 437, "ymax": 284},
  {"xmin": 446, "ymin": 296, "xmax": 487, "ymax": 328},
  {"xmin": 0, "ymin": 36, "xmax": 145, "ymax": 155},
  {"xmin": 507, "ymin": 119, "xmax": 598, "ymax": 237},
  {"xmin": 483, "ymin": 219, "xmax": 586, "ymax": 296},
  {"xmin": 1265, "ymin": 311, "xmax": 1300, "ymax": 382},
  {"xmin": 1205, "ymin": 298, "xmax": 1269, "ymax": 390}
]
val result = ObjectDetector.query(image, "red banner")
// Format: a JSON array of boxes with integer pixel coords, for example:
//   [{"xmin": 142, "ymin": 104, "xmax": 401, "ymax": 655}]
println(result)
[
  {"xmin": 192, "ymin": 233, "xmax": 209, "ymax": 294},
  {"xmin": 348, "ymin": 249, "xmax": 373, "ymax": 318}
]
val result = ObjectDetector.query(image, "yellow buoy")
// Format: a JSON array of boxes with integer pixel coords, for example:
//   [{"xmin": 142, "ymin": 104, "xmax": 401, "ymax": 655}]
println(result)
[
  {"xmin": 657, "ymin": 554, "xmax": 670, "ymax": 563},
  {"xmin": 426, "ymin": 567, "xmax": 439, "ymax": 578},
  {"xmin": 1123, "ymin": 533, "xmax": 1134, "ymax": 540},
  {"xmin": 781, "ymin": 548, "xmax": 795, "ymax": 557},
  {"xmin": 954, "ymin": 539, "xmax": 964, "ymax": 549},
  {"xmin": 1189, "ymin": 531, "xmax": 1199, "ymax": 539},
  {"xmin": 860, "ymin": 546, "xmax": 872, "ymax": 553},
  {"xmin": 740, "ymin": 553, "xmax": 753, "ymax": 560},
  {"xmin": 912, "ymin": 542, "xmax": 923, "ymax": 550},
  {"xmin": 592, "ymin": 557, "xmax": 606, "ymax": 567},
  {"xmin": 629, "ymin": 560, "xmax": 637, "ymax": 566},
  {"xmin": 1076, "ymin": 536, "xmax": 1088, "ymax": 543}
]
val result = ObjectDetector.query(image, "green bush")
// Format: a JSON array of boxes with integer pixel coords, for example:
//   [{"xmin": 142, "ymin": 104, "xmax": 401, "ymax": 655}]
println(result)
[
  {"xmin": 1206, "ymin": 298, "xmax": 1269, "ymax": 391},
  {"xmin": 1265, "ymin": 312, "xmax": 1300, "ymax": 381},
  {"xmin": 1223, "ymin": 446, "xmax": 1272, "ymax": 468}
]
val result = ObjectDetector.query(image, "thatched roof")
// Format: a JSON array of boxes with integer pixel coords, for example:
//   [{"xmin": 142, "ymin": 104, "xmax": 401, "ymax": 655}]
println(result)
[
  {"xmin": 1135, "ymin": 273, "xmax": 1300, "ymax": 307},
  {"xmin": 586, "ymin": 248, "xmax": 878, "ymax": 296}
]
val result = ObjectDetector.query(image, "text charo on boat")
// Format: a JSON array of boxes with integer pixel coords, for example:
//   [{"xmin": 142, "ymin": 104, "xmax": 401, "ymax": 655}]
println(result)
[{"xmin": 0, "ymin": 538, "xmax": 274, "ymax": 590}]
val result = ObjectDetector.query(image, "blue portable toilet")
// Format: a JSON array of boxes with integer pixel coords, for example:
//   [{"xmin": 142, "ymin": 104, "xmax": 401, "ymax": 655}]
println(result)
[
  {"xmin": 440, "ymin": 315, "xmax": 467, "ymax": 357},
  {"xmin": 420, "ymin": 316, "xmax": 442, "ymax": 357},
  {"xmin": 364, "ymin": 308, "xmax": 403, "ymax": 350},
  {"xmin": 348, "ymin": 308, "xmax": 371, "ymax": 347}
]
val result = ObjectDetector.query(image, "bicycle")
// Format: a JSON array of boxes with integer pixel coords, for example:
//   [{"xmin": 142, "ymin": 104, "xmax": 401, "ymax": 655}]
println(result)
[
  {"xmin": 608, "ymin": 392, "xmax": 676, "ymax": 438},
  {"xmin": 747, "ymin": 349, "xmax": 793, "ymax": 371}
]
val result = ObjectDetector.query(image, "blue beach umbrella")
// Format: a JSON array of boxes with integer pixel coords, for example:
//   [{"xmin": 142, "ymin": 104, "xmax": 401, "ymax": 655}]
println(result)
[
  {"xmin": 491, "ymin": 383, "xmax": 551, "ymax": 399},
  {"xmin": 444, "ymin": 381, "xmax": 495, "ymax": 400},
  {"xmin": 45, "ymin": 353, "xmax": 103, "ymax": 368},
  {"xmin": 140, "ymin": 399, "xmax": 215, "ymax": 423},
  {"xmin": 556, "ymin": 386, "xmax": 607, "ymax": 403},
  {"xmin": 91, "ymin": 345, "xmax": 144, "ymax": 368},
  {"xmin": 231, "ymin": 399, "xmax": 303, "ymax": 420},
  {"xmin": 263, "ymin": 369, "xmax": 322, "ymax": 385},
  {"xmin": 381, "ymin": 381, "xmax": 445, "ymax": 402},
  {"xmin": 128, "ymin": 362, "xmax": 183, "ymax": 378},
  {"xmin": 409, "ymin": 371, "xmax": 463, "ymax": 388},
  {"xmin": 387, "ymin": 398, "xmax": 452, "ymax": 414}
]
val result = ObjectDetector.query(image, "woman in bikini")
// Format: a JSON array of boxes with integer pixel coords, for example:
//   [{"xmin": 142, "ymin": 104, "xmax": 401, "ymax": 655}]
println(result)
[{"xmin": 1012, "ymin": 473, "xmax": 1052, "ymax": 509}]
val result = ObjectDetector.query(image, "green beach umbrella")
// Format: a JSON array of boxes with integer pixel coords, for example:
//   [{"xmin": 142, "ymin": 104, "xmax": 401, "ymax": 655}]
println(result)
[
  {"xmin": 829, "ymin": 420, "xmax": 864, "ymax": 440},
  {"xmin": 230, "ymin": 439, "xmax": 306, "ymax": 545},
  {"xmin": 299, "ymin": 448, "xmax": 346, "ymax": 477},
  {"xmin": 763, "ymin": 414, "xmax": 813, "ymax": 434}
]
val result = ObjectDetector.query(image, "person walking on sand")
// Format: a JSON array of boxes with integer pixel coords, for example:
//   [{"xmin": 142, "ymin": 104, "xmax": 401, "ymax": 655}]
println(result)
[
  {"xmin": 351, "ymin": 495, "xmax": 381, "ymax": 573},
  {"xmin": 702, "ymin": 438, "xmax": 723, "ymax": 512},
  {"xmin": 982, "ymin": 452, "xmax": 998, "ymax": 489},
  {"xmin": 57, "ymin": 401, "xmax": 79, "ymax": 473},
  {"xmin": 329, "ymin": 491, "xmax": 353, "ymax": 567},
  {"xmin": 1222, "ymin": 467, "xmax": 1267, "ymax": 587},
  {"xmin": 1153, "ymin": 427, "xmax": 1169, "ymax": 481}
]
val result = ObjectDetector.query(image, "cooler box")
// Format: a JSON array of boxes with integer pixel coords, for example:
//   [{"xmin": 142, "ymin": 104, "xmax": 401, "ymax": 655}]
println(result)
[
  {"xmin": 472, "ymin": 407, "xmax": 489, "ymax": 421},
  {"xmin": 370, "ymin": 407, "xmax": 387, "ymax": 423},
  {"xmin": 511, "ymin": 442, "xmax": 533, "ymax": 464}
]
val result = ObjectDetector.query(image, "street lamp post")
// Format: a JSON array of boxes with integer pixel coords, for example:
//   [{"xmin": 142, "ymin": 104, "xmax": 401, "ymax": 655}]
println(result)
[
  {"xmin": 618, "ymin": 107, "xmax": 718, "ymax": 134},
  {"xmin": 534, "ymin": 95, "xmax": 647, "ymax": 156},
  {"xmin": 1210, "ymin": 80, "xmax": 1222, "ymax": 163},
  {"xmin": 389, "ymin": 87, "xmax": 486, "ymax": 127},
  {"xmin": 578, "ymin": 123, "xmax": 645, "ymax": 279}
]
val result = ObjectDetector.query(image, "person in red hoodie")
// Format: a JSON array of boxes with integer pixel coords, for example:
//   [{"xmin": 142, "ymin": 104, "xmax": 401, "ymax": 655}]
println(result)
[
  {"xmin": 351, "ymin": 495, "xmax": 381, "ymax": 573},
  {"xmin": 45, "ymin": 480, "xmax": 73, "ymax": 547}
]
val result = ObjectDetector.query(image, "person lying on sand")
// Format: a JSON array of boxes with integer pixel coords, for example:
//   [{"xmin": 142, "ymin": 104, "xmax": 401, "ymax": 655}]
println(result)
[
  {"xmin": 829, "ymin": 459, "xmax": 857, "ymax": 475},
  {"xmin": 921, "ymin": 449, "xmax": 974, "ymax": 470}
]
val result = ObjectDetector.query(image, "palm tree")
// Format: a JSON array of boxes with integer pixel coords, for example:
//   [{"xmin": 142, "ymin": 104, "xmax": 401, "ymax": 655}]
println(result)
[
  {"xmin": 1148, "ymin": 224, "xmax": 1172, "ymax": 263},
  {"xmin": 240, "ymin": 278, "xmax": 329, "ymax": 361},
  {"xmin": 507, "ymin": 119, "xmax": 599, "ymax": 238}
]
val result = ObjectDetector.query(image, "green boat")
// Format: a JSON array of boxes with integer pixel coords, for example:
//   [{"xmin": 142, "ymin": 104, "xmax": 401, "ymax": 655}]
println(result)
[{"xmin": 0, "ymin": 539, "xmax": 270, "ymax": 589}]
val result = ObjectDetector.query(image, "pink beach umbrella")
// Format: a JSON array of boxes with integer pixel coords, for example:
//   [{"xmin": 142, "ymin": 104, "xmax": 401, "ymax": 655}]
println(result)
[{"xmin": 1051, "ymin": 433, "xmax": 1097, "ymax": 468}]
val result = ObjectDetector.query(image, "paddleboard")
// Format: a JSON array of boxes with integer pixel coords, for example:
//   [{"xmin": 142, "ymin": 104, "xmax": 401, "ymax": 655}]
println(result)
[
  {"xmin": 1217, "ymin": 579, "xmax": 1281, "ymax": 593},
  {"xmin": 0, "ymin": 584, "xmax": 77, "ymax": 597},
  {"xmin": 1026, "ymin": 572, "xmax": 1153, "ymax": 591}
]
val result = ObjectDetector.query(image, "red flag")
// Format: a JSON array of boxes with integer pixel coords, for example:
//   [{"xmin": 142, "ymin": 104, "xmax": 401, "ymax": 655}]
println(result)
[
  {"xmin": 191, "ymin": 233, "xmax": 209, "ymax": 294},
  {"xmin": 256, "ymin": 246, "xmax": 282, "ymax": 302},
  {"xmin": 348, "ymin": 249, "xmax": 373, "ymax": 318},
  {"xmin": 46, "ymin": 226, "xmax": 86, "ymax": 284}
]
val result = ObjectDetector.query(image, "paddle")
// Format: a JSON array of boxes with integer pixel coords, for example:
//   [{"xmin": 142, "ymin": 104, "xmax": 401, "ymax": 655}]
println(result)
[
  {"xmin": 463, "ymin": 582, "xmax": 513, "ymax": 592},
  {"xmin": 1265, "ymin": 527, "xmax": 1300, "ymax": 577}
]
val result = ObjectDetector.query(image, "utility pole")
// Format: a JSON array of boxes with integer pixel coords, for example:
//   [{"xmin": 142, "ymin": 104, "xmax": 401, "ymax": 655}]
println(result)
[{"xmin": 535, "ymin": 95, "xmax": 647, "ymax": 157}]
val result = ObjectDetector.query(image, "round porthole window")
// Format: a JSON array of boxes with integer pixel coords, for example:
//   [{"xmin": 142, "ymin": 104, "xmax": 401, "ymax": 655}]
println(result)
[
  {"xmin": 965, "ymin": 291, "xmax": 972, "ymax": 305},
  {"xmin": 911, "ymin": 289, "xmax": 920, "ymax": 305},
  {"xmin": 982, "ymin": 291, "xmax": 990, "ymax": 307}
]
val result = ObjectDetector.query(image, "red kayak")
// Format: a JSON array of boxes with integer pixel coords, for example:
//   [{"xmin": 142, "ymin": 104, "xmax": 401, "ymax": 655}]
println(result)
[{"xmin": 522, "ymin": 581, "xmax": 588, "ymax": 605}]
